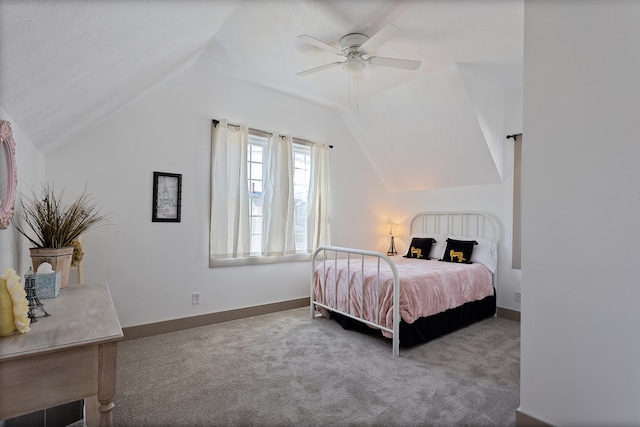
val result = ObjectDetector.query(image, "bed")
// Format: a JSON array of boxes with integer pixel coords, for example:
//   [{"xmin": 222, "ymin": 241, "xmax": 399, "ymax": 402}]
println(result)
[{"xmin": 310, "ymin": 212, "xmax": 498, "ymax": 356}]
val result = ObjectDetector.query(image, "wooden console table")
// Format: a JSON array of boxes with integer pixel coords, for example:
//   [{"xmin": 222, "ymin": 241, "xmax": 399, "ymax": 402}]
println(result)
[{"xmin": 0, "ymin": 283, "xmax": 123, "ymax": 427}]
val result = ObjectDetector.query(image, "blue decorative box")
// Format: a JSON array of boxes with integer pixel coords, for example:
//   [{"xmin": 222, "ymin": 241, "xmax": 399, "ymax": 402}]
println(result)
[{"xmin": 35, "ymin": 271, "xmax": 61, "ymax": 298}]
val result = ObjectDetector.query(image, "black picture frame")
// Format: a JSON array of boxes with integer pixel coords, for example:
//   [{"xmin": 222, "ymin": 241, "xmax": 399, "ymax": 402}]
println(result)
[{"xmin": 152, "ymin": 171, "xmax": 182, "ymax": 222}]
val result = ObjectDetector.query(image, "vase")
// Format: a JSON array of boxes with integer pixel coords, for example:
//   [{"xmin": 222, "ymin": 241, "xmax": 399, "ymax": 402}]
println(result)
[{"xmin": 29, "ymin": 247, "xmax": 74, "ymax": 289}]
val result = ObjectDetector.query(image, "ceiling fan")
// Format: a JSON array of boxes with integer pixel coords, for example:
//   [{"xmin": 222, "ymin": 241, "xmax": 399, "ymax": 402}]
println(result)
[{"xmin": 296, "ymin": 23, "xmax": 422, "ymax": 77}]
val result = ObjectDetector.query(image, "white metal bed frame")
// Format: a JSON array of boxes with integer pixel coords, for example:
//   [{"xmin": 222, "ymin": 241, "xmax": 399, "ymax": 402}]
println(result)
[{"xmin": 310, "ymin": 211, "xmax": 499, "ymax": 357}]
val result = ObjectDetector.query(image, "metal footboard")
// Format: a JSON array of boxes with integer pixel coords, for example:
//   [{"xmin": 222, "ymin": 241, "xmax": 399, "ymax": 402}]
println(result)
[{"xmin": 310, "ymin": 246, "xmax": 400, "ymax": 356}]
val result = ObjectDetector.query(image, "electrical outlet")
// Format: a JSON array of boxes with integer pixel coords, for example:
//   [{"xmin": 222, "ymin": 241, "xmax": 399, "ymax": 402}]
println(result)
[
  {"xmin": 515, "ymin": 291, "xmax": 521, "ymax": 303},
  {"xmin": 192, "ymin": 292, "xmax": 200, "ymax": 305}
]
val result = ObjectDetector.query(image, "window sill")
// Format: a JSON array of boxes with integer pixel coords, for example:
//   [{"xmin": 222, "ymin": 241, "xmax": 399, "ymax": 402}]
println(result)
[{"xmin": 209, "ymin": 253, "xmax": 312, "ymax": 268}]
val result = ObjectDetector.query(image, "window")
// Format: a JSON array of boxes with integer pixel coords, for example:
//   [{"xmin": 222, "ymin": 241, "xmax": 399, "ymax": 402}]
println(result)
[
  {"xmin": 247, "ymin": 133, "xmax": 312, "ymax": 255},
  {"xmin": 209, "ymin": 120, "xmax": 330, "ymax": 267}
]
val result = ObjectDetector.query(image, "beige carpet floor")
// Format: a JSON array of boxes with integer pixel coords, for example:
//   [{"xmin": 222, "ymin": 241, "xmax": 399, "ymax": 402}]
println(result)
[{"xmin": 114, "ymin": 307, "xmax": 520, "ymax": 427}]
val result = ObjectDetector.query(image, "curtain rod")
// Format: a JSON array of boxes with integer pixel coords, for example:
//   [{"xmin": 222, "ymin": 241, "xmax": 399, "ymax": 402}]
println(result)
[
  {"xmin": 212, "ymin": 119, "xmax": 333, "ymax": 148},
  {"xmin": 506, "ymin": 133, "xmax": 522, "ymax": 140}
]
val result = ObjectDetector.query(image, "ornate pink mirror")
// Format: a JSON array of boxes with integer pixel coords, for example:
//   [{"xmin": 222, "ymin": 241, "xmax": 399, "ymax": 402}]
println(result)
[{"xmin": 0, "ymin": 120, "xmax": 17, "ymax": 230}]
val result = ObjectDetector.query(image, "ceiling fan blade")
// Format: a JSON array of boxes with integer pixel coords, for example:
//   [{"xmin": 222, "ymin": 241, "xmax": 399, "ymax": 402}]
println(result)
[
  {"xmin": 358, "ymin": 23, "xmax": 402, "ymax": 55},
  {"xmin": 297, "ymin": 35, "xmax": 344, "ymax": 56},
  {"xmin": 296, "ymin": 61, "xmax": 342, "ymax": 76},
  {"xmin": 368, "ymin": 56, "xmax": 422, "ymax": 71}
]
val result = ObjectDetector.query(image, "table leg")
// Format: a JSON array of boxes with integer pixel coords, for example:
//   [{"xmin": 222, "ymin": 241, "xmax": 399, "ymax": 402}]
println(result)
[{"xmin": 97, "ymin": 341, "xmax": 117, "ymax": 427}]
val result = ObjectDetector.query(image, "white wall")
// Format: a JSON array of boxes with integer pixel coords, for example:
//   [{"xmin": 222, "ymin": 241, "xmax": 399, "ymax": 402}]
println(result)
[
  {"xmin": 339, "ymin": 65, "xmax": 504, "ymax": 193},
  {"xmin": 520, "ymin": 1, "xmax": 640, "ymax": 425},
  {"xmin": 385, "ymin": 86, "xmax": 523, "ymax": 312},
  {"xmin": 0, "ymin": 106, "xmax": 46, "ymax": 276},
  {"xmin": 457, "ymin": 63, "xmax": 506, "ymax": 180},
  {"xmin": 45, "ymin": 65, "xmax": 386, "ymax": 327}
]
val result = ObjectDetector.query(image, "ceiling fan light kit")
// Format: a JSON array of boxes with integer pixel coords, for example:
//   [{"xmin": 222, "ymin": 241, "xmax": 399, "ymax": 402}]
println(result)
[{"xmin": 341, "ymin": 56, "xmax": 366, "ymax": 75}]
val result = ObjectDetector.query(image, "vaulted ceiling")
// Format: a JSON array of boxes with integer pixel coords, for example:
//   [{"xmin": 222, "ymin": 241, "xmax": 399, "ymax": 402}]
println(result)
[{"xmin": 0, "ymin": 0, "xmax": 523, "ymax": 192}]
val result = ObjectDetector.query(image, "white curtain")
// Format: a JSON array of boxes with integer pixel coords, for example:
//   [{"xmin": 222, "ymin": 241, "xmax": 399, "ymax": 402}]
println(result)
[
  {"xmin": 307, "ymin": 143, "xmax": 331, "ymax": 249},
  {"xmin": 512, "ymin": 134, "xmax": 522, "ymax": 269},
  {"xmin": 210, "ymin": 120, "xmax": 250, "ymax": 259},
  {"xmin": 262, "ymin": 134, "xmax": 296, "ymax": 256}
]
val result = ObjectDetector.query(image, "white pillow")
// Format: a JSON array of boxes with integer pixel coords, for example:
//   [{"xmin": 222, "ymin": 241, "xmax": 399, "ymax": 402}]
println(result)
[
  {"xmin": 409, "ymin": 233, "xmax": 447, "ymax": 260},
  {"xmin": 447, "ymin": 234, "xmax": 497, "ymax": 273}
]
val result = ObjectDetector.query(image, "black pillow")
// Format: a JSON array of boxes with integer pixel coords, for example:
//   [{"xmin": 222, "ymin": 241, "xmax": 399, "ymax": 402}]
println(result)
[
  {"xmin": 404, "ymin": 237, "xmax": 435, "ymax": 260},
  {"xmin": 441, "ymin": 238, "xmax": 477, "ymax": 264}
]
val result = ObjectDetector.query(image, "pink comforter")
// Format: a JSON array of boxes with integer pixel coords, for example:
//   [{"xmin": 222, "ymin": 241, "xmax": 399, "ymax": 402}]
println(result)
[{"xmin": 313, "ymin": 257, "xmax": 493, "ymax": 338}]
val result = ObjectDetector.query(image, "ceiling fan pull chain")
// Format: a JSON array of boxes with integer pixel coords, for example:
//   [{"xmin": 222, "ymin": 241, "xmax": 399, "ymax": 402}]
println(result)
[{"xmin": 348, "ymin": 67, "xmax": 352, "ymax": 102}]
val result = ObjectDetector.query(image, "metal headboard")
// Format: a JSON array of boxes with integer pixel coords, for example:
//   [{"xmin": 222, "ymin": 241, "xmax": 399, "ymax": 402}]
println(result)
[{"xmin": 410, "ymin": 212, "xmax": 499, "ymax": 243}]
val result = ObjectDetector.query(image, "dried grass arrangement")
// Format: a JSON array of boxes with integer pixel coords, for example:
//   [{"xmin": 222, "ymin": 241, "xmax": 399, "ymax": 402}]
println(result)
[{"xmin": 14, "ymin": 184, "xmax": 106, "ymax": 249}]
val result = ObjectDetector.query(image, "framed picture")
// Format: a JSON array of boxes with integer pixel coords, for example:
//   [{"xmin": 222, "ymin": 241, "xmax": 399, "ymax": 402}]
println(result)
[{"xmin": 152, "ymin": 171, "xmax": 182, "ymax": 222}]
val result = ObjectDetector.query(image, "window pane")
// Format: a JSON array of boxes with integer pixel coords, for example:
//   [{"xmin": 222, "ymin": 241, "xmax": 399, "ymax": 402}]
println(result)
[
  {"xmin": 249, "ymin": 146, "xmax": 262, "ymax": 162},
  {"xmin": 292, "ymin": 145, "xmax": 311, "ymax": 253},
  {"xmin": 250, "ymin": 180, "xmax": 263, "ymax": 194},
  {"xmin": 250, "ymin": 163, "xmax": 262, "ymax": 180},
  {"xmin": 251, "ymin": 216, "xmax": 262, "ymax": 232},
  {"xmin": 250, "ymin": 235, "xmax": 261, "ymax": 255},
  {"xmin": 251, "ymin": 199, "xmax": 262, "ymax": 216},
  {"xmin": 248, "ymin": 136, "xmax": 266, "ymax": 256}
]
